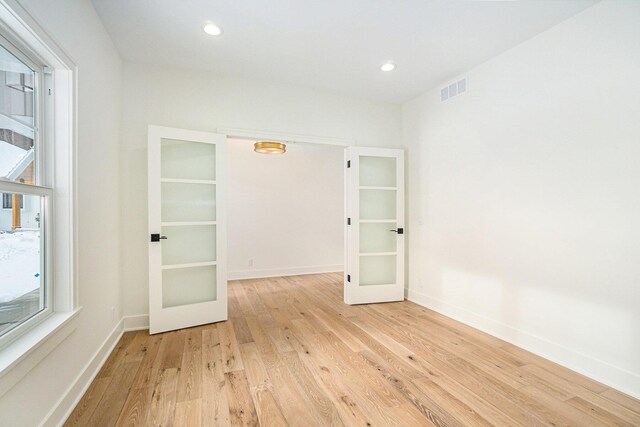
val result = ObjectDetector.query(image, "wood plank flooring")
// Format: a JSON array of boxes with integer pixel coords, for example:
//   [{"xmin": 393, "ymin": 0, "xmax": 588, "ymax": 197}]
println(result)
[{"xmin": 65, "ymin": 273, "xmax": 640, "ymax": 426}]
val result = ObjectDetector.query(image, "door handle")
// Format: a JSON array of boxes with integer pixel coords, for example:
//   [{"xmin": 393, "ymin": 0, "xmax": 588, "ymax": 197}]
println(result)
[
  {"xmin": 150, "ymin": 233, "xmax": 168, "ymax": 242},
  {"xmin": 389, "ymin": 228, "xmax": 404, "ymax": 235}
]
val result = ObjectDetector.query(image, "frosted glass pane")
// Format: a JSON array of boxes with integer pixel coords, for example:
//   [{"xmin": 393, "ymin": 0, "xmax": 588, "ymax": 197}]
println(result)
[
  {"xmin": 360, "ymin": 156, "xmax": 396, "ymax": 187},
  {"xmin": 359, "ymin": 255, "xmax": 396, "ymax": 286},
  {"xmin": 162, "ymin": 225, "xmax": 216, "ymax": 265},
  {"xmin": 163, "ymin": 265, "xmax": 217, "ymax": 308},
  {"xmin": 360, "ymin": 189, "xmax": 396, "ymax": 220},
  {"xmin": 360, "ymin": 223, "xmax": 397, "ymax": 253},
  {"xmin": 162, "ymin": 183, "xmax": 216, "ymax": 222},
  {"xmin": 161, "ymin": 138, "xmax": 216, "ymax": 181}
]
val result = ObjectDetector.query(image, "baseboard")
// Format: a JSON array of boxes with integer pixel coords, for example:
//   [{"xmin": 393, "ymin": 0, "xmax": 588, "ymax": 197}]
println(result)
[
  {"xmin": 405, "ymin": 288, "xmax": 640, "ymax": 399},
  {"xmin": 228, "ymin": 264, "xmax": 343, "ymax": 280},
  {"xmin": 40, "ymin": 318, "xmax": 125, "ymax": 427},
  {"xmin": 123, "ymin": 314, "xmax": 149, "ymax": 331}
]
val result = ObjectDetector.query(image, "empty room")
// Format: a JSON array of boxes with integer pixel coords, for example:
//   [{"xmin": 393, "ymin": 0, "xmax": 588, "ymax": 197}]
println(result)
[{"xmin": 0, "ymin": 0, "xmax": 638, "ymax": 426}]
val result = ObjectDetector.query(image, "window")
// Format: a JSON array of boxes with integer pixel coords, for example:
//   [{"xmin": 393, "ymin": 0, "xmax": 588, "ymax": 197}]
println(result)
[
  {"xmin": 2, "ymin": 192, "xmax": 23, "ymax": 209},
  {"xmin": 0, "ymin": 4, "xmax": 74, "ymax": 385},
  {"xmin": 0, "ymin": 34, "xmax": 52, "ymax": 342}
]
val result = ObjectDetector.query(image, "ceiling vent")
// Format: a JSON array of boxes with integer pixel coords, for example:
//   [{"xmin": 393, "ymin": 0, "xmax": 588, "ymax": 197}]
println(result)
[{"xmin": 441, "ymin": 77, "xmax": 467, "ymax": 102}]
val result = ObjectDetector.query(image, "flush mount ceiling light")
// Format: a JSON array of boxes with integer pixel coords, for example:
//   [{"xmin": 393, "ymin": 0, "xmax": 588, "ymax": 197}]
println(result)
[
  {"xmin": 380, "ymin": 62, "xmax": 396, "ymax": 72},
  {"xmin": 203, "ymin": 23, "xmax": 223, "ymax": 36},
  {"xmin": 254, "ymin": 141, "xmax": 286, "ymax": 154}
]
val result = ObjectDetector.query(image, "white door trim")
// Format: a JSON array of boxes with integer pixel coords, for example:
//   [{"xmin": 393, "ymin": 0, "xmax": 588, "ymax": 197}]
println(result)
[{"xmin": 217, "ymin": 127, "xmax": 355, "ymax": 147}]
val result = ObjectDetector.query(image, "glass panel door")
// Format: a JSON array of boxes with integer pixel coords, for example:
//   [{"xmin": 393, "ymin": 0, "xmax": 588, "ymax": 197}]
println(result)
[
  {"xmin": 160, "ymin": 137, "xmax": 218, "ymax": 309},
  {"xmin": 359, "ymin": 154, "xmax": 397, "ymax": 286},
  {"xmin": 148, "ymin": 126, "xmax": 227, "ymax": 334},
  {"xmin": 345, "ymin": 147, "xmax": 404, "ymax": 304}
]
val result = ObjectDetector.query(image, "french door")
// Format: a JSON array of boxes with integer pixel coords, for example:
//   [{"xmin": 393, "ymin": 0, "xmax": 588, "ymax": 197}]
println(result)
[
  {"xmin": 344, "ymin": 147, "xmax": 405, "ymax": 304},
  {"xmin": 148, "ymin": 125, "xmax": 227, "ymax": 334}
]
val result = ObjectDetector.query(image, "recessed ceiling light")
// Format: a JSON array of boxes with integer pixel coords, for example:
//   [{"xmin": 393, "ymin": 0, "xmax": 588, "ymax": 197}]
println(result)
[
  {"xmin": 203, "ymin": 23, "xmax": 223, "ymax": 36},
  {"xmin": 380, "ymin": 62, "xmax": 396, "ymax": 72}
]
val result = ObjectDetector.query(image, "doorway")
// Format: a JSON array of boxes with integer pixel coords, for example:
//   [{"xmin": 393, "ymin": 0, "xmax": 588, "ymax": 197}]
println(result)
[
  {"xmin": 147, "ymin": 126, "xmax": 405, "ymax": 333},
  {"xmin": 227, "ymin": 138, "xmax": 344, "ymax": 280}
]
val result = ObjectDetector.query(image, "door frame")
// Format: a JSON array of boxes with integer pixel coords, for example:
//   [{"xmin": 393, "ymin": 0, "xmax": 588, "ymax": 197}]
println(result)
[
  {"xmin": 216, "ymin": 127, "xmax": 355, "ymax": 148},
  {"xmin": 217, "ymin": 128, "xmax": 406, "ymax": 305}
]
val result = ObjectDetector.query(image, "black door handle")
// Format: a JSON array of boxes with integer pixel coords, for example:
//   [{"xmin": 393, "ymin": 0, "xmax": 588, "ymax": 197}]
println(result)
[
  {"xmin": 389, "ymin": 228, "xmax": 404, "ymax": 235},
  {"xmin": 150, "ymin": 234, "xmax": 168, "ymax": 242}
]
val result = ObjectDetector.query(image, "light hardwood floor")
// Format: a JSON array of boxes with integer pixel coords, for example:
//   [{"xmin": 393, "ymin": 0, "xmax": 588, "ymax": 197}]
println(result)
[{"xmin": 65, "ymin": 273, "xmax": 640, "ymax": 426}]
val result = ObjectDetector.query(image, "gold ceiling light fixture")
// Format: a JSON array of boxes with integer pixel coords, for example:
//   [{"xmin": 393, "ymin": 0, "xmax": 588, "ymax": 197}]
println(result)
[{"xmin": 254, "ymin": 141, "xmax": 286, "ymax": 154}]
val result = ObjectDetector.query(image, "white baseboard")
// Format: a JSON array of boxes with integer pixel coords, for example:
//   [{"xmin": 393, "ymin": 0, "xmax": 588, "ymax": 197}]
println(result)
[
  {"xmin": 228, "ymin": 264, "xmax": 343, "ymax": 280},
  {"xmin": 405, "ymin": 288, "xmax": 640, "ymax": 399},
  {"xmin": 123, "ymin": 314, "xmax": 149, "ymax": 331},
  {"xmin": 41, "ymin": 318, "xmax": 125, "ymax": 427}
]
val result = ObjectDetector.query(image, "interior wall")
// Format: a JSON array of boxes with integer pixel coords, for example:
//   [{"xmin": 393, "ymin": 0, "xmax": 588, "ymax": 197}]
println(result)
[
  {"xmin": 120, "ymin": 62, "xmax": 402, "ymax": 318},
  {"xmin": 0, "ymin": 0, "xmax": 122, "ymax": 425},
  {"xmin": 403, "ymin": 0, "xmax": 640, "ymax": 397},
  {"xmin": 227, "ymin": 138, "xmax": 343, "ymax": 279}
]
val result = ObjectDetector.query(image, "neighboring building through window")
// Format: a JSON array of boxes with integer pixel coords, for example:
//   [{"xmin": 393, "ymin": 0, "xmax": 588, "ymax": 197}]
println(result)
[{"xmin": 2, "ymin": 192, "xmax": 23, "ymax": 209}]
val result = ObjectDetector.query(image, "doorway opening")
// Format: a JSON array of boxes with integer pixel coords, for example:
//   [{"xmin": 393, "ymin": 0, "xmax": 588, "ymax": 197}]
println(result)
[
  {"xmin": 147, "ymin": 126, "xmax": 404, "ymax": 334},
  {"xmin": 226, "ymin": 138, "xmax": 345, "ymax": 281}
]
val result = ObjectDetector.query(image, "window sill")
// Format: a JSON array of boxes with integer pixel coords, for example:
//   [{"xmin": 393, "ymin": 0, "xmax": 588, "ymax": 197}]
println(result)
[{"xmin": 0, "ymin": 307, "xmax": 82, "ymax": 397}]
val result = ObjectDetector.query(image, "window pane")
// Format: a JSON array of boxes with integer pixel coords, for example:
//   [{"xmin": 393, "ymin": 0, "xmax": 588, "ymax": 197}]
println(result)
[
  {"xmin": 162, "ymin": 265, "xmax": 217, "ymax": 308},
  {"xmin": 0, "ymin": 44, "xmax": 36, "ymax": 185},
  {"xmin": 359, "ymin": 155, "xmax": 396, "ymax": 187},
  {"xmin": 359, "ymin": 255, "xmax": 396, "ymax": 286},
  {"xmin": 0, "ymin": 193, "xmax": 44, "ymax": 337}
]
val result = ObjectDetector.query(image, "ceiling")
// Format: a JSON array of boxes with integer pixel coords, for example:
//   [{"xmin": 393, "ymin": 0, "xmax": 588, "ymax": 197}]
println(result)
[{"xmin": 91, "ymin": 0, "xmax": 598, "ymax": 103}]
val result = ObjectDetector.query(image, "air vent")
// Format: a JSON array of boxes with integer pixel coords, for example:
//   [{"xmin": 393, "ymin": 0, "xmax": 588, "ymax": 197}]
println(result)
[
  {"xmin": 440, "ymin": 87, "xmax": 449, "ymax": 102},
  {"xmin": 441, "ymin": 77, "xmax": 467, "ymax": 102}
]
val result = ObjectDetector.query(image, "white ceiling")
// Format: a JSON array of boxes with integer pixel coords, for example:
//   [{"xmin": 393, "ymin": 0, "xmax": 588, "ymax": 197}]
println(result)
[{"xmin": 91, "ymin": 0, "xmax": 598, "ymax": 103}]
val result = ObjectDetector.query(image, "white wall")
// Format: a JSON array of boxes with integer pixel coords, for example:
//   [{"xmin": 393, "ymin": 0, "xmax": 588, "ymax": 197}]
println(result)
[
  {"xmin": 403, "ymin": 0, "xmax": 640, "ymax": 397},
  {"xmin": 0, "ymin": 0, "xmax": 122, "ymax": 425},
  {"xmin": 121, "ymin": 63, "xmax": 402, "ymax": 317},
  {"xmin": 227, "ymin": 138, "xmax": 343, "ymax": 279}
]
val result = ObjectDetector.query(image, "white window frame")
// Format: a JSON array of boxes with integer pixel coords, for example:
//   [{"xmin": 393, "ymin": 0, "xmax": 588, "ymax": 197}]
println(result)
[
  {"xmin": 0, "ymin": 31, "xmax": 53, "ymax": 347},
  {"xmin": 0, "ymin": 0, "xmax": 78, "ymax": 393}
]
